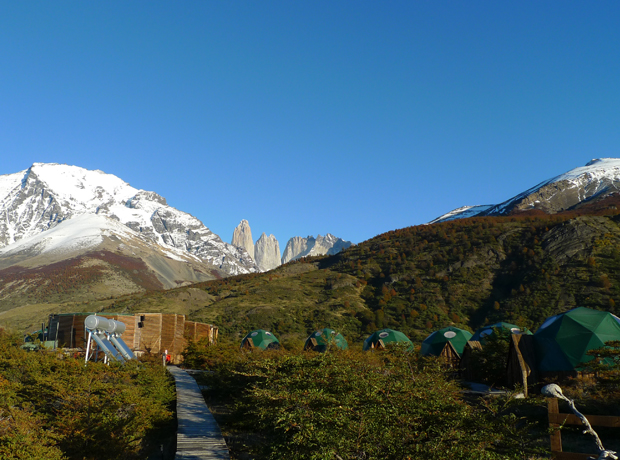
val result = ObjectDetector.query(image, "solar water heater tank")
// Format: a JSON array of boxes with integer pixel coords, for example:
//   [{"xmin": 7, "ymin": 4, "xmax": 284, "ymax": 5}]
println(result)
[{"xmin": 84, "ymin": 315, "xmax": 111, "ymax": 332}]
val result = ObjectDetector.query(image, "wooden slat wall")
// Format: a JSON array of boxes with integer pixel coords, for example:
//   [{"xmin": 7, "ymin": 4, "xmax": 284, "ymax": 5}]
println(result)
[
  {"xmin": 439, "ymin": 341, "xmax": 461, "ymax": 368},
  {"xmin": 160, "ymin": 314, "xmax": 176, "ymax": 354},
  {"xmin": 184, "ymin": 321, "xmax": 197, "ymax": 341},
  {"xmin": 48, "ymin": 315, "xmax": 59, "ymax": 343},
  {"xmin": 74, "ymin": 315, "xmax": 86, "ymax": 348},
  {"xmin": 459, "ymin": 340, "xmax": 482, "ymax": 381},
  {"xmin": 53, "ymin": 315, "xmax": 85, "ymax": 349},
  {"xmin": 112, "ymin": 315, "xmax": 137, "ymax": 348},
  {"xmin": 195, "ymin": 323, "xmax": 215, "ymax": 343},
  {"xmin": 139, "ymin": 313, "xmax": 163, "ymax": 354},
  {"xmin": 174, "ymin": 315, "xmax": 185, "ymax": 359}
]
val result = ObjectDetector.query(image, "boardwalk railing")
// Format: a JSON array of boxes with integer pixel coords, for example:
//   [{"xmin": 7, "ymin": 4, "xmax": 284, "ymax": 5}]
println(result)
[{"xmin": 547, "ymin": 397, "xmax": 620, "ymax": 460}]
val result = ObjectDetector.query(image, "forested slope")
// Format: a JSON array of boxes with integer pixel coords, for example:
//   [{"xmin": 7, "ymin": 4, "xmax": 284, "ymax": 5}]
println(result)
[{"xmin": 100, "ymin": 207, "xmax": 620, "ymax": 344}]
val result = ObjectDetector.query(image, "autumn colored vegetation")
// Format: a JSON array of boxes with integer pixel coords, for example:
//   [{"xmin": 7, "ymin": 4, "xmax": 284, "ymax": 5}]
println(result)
[
  {"xmin": 183, "ymin": 340, "xmax": 551, "ymax": 460},
  {"xmin": 0, "ymin": 250, "xmax": 163, "ymax": 310},
  {"xmin": 0, "ymin": 330, "xmax": 176, "ymax": 460},
  {"xmin": 155, "ymin": 211, "xmax": 620, "ymax": 346}
]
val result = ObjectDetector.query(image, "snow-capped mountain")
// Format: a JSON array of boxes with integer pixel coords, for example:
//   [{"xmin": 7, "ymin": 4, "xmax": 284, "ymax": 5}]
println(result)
[
  {"xmin": 0, "ymin": 163, "xmax": 258, "ymax": 278},
  {"xmin": 428, "ymin": 205, "xmax": 494, "ymax": 224},
  {"xmin": 431, "ymin": 158, "xmax": 620, "ymax": 223}
]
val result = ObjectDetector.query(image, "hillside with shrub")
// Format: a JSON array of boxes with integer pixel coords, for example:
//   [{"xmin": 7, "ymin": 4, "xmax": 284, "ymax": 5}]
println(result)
[
  {"xmin": 90, "ymin": 204, "xmax": 620, "ymax": 345},
  {"xmin": 4, "ymin": 202, "xmax": 620, "ymax": 343}
]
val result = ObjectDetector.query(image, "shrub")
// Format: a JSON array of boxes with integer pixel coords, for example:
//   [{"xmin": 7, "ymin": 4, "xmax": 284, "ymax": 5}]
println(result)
[
  {"xmin": 202, "ymin": 347, "xmax": 547, "ymax": 459},
  {"xmin": 0, "ymin": 330, "xmax": 175, "ymax": 460}
]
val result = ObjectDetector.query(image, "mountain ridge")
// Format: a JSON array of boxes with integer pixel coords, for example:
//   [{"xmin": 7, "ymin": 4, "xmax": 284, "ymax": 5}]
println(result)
[
  {"xmin": 0, "ymin": 163, "xmax": 260, "ymax": 307},
  {"xmin": 432, "ymin": 158, "xmax": 620, "ymax": 223}
]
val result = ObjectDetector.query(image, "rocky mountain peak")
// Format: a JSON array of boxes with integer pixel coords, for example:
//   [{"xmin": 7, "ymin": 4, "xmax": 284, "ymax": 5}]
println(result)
[
  {"xmin": 232, "ymin": 219, "xmax": 255, "ymax": 260},
  {"xmin": 127, "ymin": 191, "xmax": 167, "ymax": 207},
  {"xmin": 254, "ymin": 233, "xmax": 281, "ymax": 272},
  {"xmin": 431, "ymin": 158, "xmax": 620, "ymax": 223},
  {"xmin": 281, "ymin": 234, "xmax": 352, "ymax": 264}
]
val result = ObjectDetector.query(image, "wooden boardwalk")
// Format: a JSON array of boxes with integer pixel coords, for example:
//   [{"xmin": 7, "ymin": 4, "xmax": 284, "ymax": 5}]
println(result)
[{"xmin": 168, "ymin": 366, "xmax": 231, "ymax": 460}]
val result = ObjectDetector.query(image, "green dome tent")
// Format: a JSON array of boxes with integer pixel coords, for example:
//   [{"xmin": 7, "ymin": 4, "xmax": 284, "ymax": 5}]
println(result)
[
  {"xmin": 421, "ymin": 326, "xmax": 473, "ymax": 357},
  {"xmin": 471, "ymin": 322, "xmax": 532, "ymax": 344},
  {"xmin": 241, "ymin": 329, "xmax": 280, "ymax": 351},
  {"xmin": 363, "ymin": 328, "xmax": 412, "ymax": 351},
  {"xmin": 304, "ymin": 328, "xmax": 349, "ymax": 352},
  {"xmin": 534, "ymin": 307, "xmax": 620, "ymax": 373}
]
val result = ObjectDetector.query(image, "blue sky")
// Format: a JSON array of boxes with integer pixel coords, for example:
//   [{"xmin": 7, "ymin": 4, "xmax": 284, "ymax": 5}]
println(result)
[{"xmin": 1, "ymin": 2, "xmax": 619, "ymax": 246}]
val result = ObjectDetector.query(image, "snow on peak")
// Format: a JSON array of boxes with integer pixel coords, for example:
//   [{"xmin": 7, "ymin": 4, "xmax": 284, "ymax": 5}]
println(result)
[
  {"xmin": 431, "ymin": 158, "xmax": 620, "ymax": 222},
  {"xmin": 552, "ymin": 158, "xmax": 620, "ymax": 183},
  {"xmin": 0, "ymin": 163, "xmax": 258, "ymax": 275},
  {"xmin": 429, "ymin": 205, "xmax": 494, "ymax": 224},
  {"xmin": 585, "ymin": 158, "xmax": 616, "ymax": 167},
  {"xmin": 0, "ymin": 214, "xmax": 135, "ymax": 257},
  {"xmin": 28, "ymin": 163, "xmax": 137, "ymax": 210}
]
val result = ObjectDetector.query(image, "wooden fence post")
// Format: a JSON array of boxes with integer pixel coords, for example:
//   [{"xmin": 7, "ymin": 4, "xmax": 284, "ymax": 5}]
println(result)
[{"xmin": 548, "ymin": 397, "xmax": 563, "ymax": 453}]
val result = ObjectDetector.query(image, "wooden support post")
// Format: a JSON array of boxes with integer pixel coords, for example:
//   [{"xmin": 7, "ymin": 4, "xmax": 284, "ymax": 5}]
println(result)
[{"xmin": 548, "ymin": 398, "xmax": 563, "ymax": 454}]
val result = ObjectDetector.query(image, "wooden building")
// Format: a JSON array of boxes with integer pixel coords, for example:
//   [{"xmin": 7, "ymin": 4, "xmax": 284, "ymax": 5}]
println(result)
[{"xmin": 47, "ymin": 312, "xmax": 218, "ymax": 364}]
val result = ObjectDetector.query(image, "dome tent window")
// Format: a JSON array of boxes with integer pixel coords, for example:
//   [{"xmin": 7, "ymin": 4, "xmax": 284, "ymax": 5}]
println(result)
[{"xmin": 471, "ymin": 322, "xmax": 532, "ymax": 344}]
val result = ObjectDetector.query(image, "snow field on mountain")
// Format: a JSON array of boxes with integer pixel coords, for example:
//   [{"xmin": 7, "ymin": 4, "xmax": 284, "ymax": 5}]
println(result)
[
  {"xmin": 0, "ymin": 163, "xmax": 258, "ymax": 275},
  {"xmin": 0, "ymin": 214, "xmax": 133, "ymax": 256}
]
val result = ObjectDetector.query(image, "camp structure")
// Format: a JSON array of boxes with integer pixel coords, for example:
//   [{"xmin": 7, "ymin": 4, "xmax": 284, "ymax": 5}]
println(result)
[
  {"xmin": 421, "ymin": 326, "xmax": 473, "ymax": 366},
  {"xmin": 458, "ymin": 340, "xmax": 483, "ymax": 381},
  {"xmin": 363, "ymin": 328, "xmax": 412, "ymax": 351},
  {"xmin": 47, "ymin": 312, "xmax": 218, "ymax": 364},
  {"xmin": 83, "ymin": 315, "xmax": 136, "ymax": 364},
  {"xmin": 241, "ymin": 329, "xmax": 280, "ymax": 351},
  {"xmin": 534, "ymin": 307, "xmax": 620, "ymax": 375},
  {"xmin": 471, "ymin": 321, "xmax": 532, "ymax": 344},
  {"xmin": 506, "ymin": 333, "xmax": 538, "ymax": 396},
  {"xmin": 304, "ymin": 328, "xmax": 349, "ymax": 352}
]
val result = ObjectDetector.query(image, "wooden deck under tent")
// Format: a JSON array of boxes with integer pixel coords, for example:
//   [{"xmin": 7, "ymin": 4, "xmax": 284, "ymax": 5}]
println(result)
[{"xmin": 47, "ymin": 313, "xmax": 218, "ymax": 364}]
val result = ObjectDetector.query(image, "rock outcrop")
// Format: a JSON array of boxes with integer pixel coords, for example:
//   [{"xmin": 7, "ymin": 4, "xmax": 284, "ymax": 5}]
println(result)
[
  {"xmin": 254, "ymin": 233, "xmax": 281, "ymax": 272},
  {"xmin": 232, "ymin": 219, "xmax": 254, "ymax": 260},
  {"xmin": 281, "ymin": 234, "xmax": 352, "ymax": 264}
]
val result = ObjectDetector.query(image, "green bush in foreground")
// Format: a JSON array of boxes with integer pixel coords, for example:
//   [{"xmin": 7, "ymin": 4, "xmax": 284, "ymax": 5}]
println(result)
[
  {"xmin": 0, "ymin": 331, "xmax": 175, "ymax": 460},
  {"xmin": 193, "ymin": 344, "xmax": 547, "ymax": 460}
]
